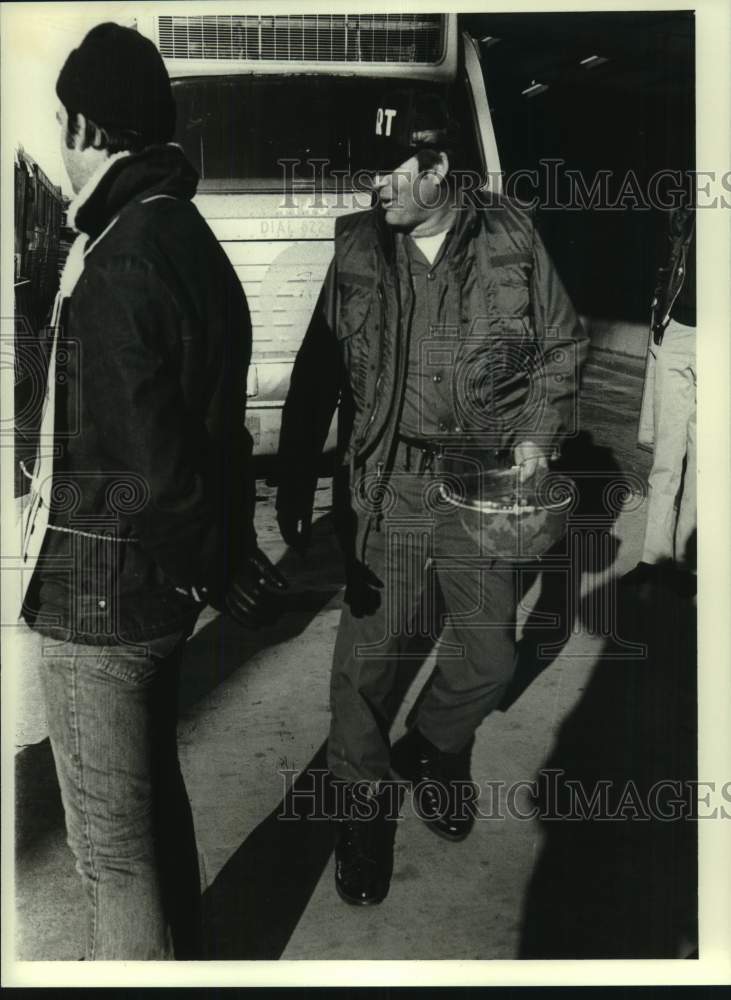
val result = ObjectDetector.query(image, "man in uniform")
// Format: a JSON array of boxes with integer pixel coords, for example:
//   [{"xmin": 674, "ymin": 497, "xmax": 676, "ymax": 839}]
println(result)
[
  {"xmin": 20, "ymin": 23, "xmax": 284, "ymax": 958},
  {"xmin": 277, "ymin": 91, "xmax": 587, "ymax": 905}
]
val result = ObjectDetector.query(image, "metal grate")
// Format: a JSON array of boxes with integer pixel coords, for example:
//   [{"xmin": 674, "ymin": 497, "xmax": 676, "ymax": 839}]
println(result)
[{"xmin": 157, "ymin": 14, "xmax": 445, "ymax": 63}]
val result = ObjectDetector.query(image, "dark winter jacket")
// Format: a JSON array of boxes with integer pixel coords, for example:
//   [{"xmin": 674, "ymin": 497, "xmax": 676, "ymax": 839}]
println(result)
[
  {"xmin": 23, "ymin": 145, "xmax": 255, "ymax": 644},
  {"xmin": 277, "ymin": 194, "xmax": 587, "ymax": 561}
]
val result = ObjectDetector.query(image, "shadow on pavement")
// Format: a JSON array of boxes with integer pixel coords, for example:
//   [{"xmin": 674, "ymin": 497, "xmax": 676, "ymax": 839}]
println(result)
[
  {"xmin": 501, "ymin": 430, "xmax": 629, "ymax": 711},
  {"xmin": 178, "ymin": 512, "xmax": 344, "ymax": 712},
  {"xmin": 518, "ymin": 563, "xmax": 697, "ymax": 958},
  {"xmin": 201, "ymin": 740, "xmax": 334, "ymax": 959},
  {"xmin": 15, "ymin": 738, "xmax": 65, "ymax": 856}
]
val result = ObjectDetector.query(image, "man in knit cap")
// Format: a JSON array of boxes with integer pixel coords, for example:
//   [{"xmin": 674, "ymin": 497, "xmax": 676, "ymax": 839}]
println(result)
[{"xmin": 21, "ymin": 22, "xmax": 285, "ymax": 959}]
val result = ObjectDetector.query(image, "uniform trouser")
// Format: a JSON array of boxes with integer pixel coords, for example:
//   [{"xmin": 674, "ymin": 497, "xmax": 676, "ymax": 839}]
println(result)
[
  {"xmin": 327, "ymin": 442, "xmax": 518, "ymax": 782},
  {"xmin": 38, "ymin": 630, "xmax": 201, "ymax": 960},
  {"xmin": 642, "ymin": 319, "xmax": 697, "ymax": 566}
]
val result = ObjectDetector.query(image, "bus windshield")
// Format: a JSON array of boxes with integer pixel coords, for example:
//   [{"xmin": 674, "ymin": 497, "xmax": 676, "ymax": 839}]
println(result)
[{"xmin": 171, "ymin": 74, "xmax": 480, "ymax": 190}]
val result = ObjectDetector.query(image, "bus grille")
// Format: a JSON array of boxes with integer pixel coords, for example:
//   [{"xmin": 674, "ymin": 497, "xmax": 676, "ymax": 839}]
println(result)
[{"xmin": 157, "ymin": 14, "xmax": 445, "ymax": 63}]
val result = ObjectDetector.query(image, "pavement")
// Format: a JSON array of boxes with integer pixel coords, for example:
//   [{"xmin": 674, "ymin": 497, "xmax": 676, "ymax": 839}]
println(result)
[{"xmin": 12, "ymin": 349, "xmax": 697, "ymax": 962}]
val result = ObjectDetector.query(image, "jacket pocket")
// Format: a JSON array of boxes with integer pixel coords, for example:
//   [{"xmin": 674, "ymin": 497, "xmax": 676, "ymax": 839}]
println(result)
[
  {"xmin": 337, "ymin": 278, "xmax": 376, "ymax": 409},
  {"xmin": 481, "ymin": 314, "xmax": 533, "ymax": 349},
  {"xmin": 336, "ymin": 275, "xmax": 373, "ymax": 341},
  {"xmin": 491, "ymin": 254, "xmax": 533, "ymax": 317}
]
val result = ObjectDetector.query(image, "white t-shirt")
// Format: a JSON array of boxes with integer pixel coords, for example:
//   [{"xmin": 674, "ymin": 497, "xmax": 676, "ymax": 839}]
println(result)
[{"xmin": 410, "ymin": 228, "xmax": 449, "ymax": 266}]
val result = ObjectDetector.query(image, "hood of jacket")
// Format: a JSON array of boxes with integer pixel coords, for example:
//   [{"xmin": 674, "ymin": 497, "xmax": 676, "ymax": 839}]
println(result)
[{"xmin": 72, "ymin": 143, "xmax": 199, "ymax": 239}]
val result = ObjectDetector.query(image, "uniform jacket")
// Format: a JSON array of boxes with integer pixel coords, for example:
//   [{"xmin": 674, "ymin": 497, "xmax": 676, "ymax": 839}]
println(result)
[
  {"xmin": 24, "ymin": 144, "xmax": 256, "ymax": 644},
  {"xmin": 278, "ymin": 193, "xmax": 587, "ymax": 562}
]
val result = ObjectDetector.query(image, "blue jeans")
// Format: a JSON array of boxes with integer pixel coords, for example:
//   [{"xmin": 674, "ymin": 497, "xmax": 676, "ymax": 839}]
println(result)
[{"xmin": 38, "ymin": 632, "xmax": 201, "ymax": 960}]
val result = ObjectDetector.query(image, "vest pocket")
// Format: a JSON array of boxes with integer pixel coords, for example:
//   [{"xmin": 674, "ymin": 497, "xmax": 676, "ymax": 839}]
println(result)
[
  {"xmin": 336, "ymin": 281, "xmax": 373, "ymax": 341},
  {"xmin": 491, "ymin": 253, "xmax": 533, "ymax": 317},
  {"xmin": 493, "ymin": 280, "xmax": 530, "ymax": 318},
  {"xmin": 336, "ymin": 280, "xmax": 375, "ymax": 410}
]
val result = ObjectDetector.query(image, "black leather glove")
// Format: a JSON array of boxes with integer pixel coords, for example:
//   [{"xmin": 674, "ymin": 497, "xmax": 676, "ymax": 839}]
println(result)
[
  {"xmin": 224, "ymin": 547, "xmax": 288, "ymax": 628},
  {"xmin": 276, "ymin": 499, "xmax": 313, "ymax": 555},
  {"xmin": 344, "ymin": 559, "xmax": 383, "ymax": 618}
]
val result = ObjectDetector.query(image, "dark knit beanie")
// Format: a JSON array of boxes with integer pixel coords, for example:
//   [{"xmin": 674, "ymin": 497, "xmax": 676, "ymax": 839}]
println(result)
[{"xmin": 56, "ymin": 22, "xmax": 175, "ymax": 144}]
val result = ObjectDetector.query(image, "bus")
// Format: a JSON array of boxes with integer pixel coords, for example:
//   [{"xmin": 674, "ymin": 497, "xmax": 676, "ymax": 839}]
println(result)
[
  {"xmin": 135, "ymin": 11, "xmax": 502, "ymax": 454},
  {"xmin": 14, "ymin": 147, "xmax": 69, "ymax": 496},
  {"xmin": 14, "ymin": 146, "xmax": 67, "ymax": 336}
]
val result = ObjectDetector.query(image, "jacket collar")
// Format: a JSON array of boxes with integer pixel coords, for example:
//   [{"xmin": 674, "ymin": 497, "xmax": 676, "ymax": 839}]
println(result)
[
  {"xmin": 448, "ymin": 200, "xmax": 481, "ymax": 255},
  {"xmin": 67, "ymin": 152, "xmax": 131, "ymax": 232},
  {"xmin": 70, "ymin": 144, "xmax": 199, "ymax": 239},
  {"xmin": 370, "ymin": 190, "xmax": 489, "ymax": 268},
  {"xmin": 372, "ymin": 208, "xmax": 396, "ymax": 268}
]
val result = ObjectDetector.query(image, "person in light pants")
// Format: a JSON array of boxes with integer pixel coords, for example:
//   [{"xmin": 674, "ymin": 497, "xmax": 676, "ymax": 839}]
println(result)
[
  {"xmin": 641, "ymin": 318, "xmax": 696, "ymax": 567},
  {"xmin": 628, "ymin": 204, "xmax": 696, "ymax": 588}
]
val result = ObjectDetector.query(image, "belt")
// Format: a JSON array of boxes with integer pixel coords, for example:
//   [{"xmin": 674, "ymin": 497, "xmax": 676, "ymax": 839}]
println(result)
[
  {"xmin": 396, "ymin": 433, "xmax": 512, "ymax": 475},
  {"xmin": 395, "ymin": 434, "xmax": 443, "ymax": 474}
]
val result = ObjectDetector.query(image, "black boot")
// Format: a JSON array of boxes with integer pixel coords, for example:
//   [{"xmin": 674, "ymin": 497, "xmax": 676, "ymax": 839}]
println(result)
[
  {"xmin": 332, "ymin": 782, "xmax": 396, "ymax": 906},
  {"xmin": 391, "ymin": 728, "xmax": 477, "ymax": 842}
]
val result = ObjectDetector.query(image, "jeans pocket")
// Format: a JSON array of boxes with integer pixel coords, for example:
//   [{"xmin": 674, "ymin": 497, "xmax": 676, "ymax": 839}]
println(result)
[{"xmin": 93, "ymin": 643, "xmax": 168, "ymax": 686}]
